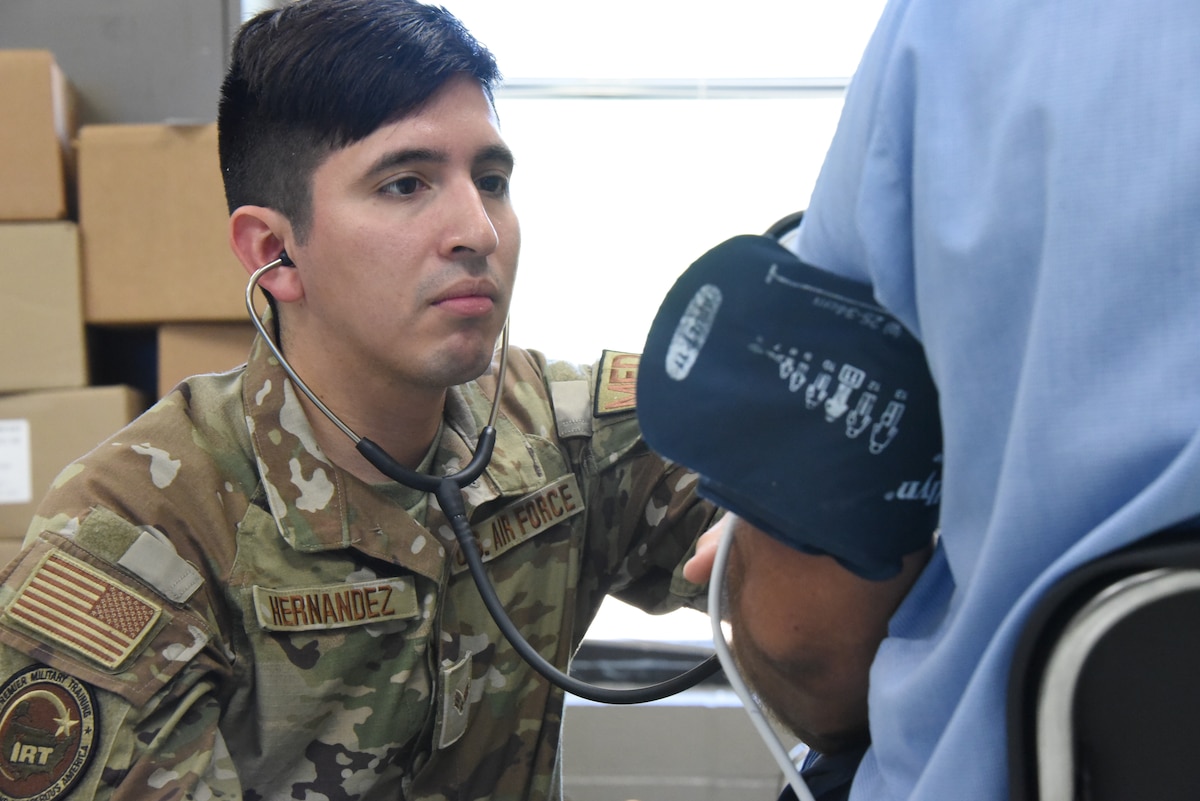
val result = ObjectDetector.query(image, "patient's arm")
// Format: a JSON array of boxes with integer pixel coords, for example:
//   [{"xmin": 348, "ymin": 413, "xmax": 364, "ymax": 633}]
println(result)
[{"xmin": 687, "ymin": 517, "xmax": 931, "ymax": 753}]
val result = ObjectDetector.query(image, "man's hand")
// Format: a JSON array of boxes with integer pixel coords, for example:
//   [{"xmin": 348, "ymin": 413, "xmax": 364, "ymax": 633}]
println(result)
[{"xmin": 683, "ymin": 520, "xmax": 726, "ymax": 585}]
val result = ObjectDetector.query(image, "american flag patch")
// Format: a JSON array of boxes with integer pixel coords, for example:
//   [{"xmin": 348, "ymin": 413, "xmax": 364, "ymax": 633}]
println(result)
[{"xmin": 6, "ymin": 552, "xmax": 161, "ymax": 670}]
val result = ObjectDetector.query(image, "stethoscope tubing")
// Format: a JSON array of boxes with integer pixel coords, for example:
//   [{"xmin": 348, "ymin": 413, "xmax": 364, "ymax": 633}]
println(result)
[{"xmin": 245, "ymin": 257, "xmax": 720, "ymax": 703}]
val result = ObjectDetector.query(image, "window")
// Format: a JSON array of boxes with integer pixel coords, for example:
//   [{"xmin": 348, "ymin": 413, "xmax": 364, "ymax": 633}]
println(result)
[
  {"xmin": 441, "ymin": 1, "xmax": 884, "ymax": 80},
  {"xmin": 434, "ymin": 2, "xmax": 887, "ymax": 644},
  {"xmin": 441, "ymin": 1, "xmax": 886, "ymax": 366}
]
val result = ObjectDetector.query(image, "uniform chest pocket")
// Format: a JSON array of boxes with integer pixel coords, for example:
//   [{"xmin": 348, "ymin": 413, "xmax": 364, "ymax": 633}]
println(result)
[{"xmin": 238, "ymin": 576, "xmax": 434, "ymax": 761}]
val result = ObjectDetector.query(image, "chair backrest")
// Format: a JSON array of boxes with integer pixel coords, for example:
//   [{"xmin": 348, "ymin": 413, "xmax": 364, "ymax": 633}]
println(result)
[
  {"xmin": 1007, "ymin": 517, "xmax": 1200, "ymax": 801},
  {"xmin": 764, "ymin": 209, "xmax": 805, "ymax": 241}
]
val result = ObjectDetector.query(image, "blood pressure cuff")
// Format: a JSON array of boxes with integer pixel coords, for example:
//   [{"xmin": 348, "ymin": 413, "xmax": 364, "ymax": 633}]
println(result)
[{"xmin": 637, "ymin": 234, "xmax": 942, "ymax": 580}]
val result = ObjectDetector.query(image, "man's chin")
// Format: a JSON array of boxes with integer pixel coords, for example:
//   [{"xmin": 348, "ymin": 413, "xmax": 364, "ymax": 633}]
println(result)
[{"xmin": 433, "ymin": 343, "xmax": 503, "ymax": 389}]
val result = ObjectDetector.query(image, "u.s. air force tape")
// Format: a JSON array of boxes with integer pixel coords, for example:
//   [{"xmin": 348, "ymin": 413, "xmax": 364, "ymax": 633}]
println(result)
[
  {"xmin": 452, "ymin": 475, "xmax": 584, "ymax": 574},
  {"xmin": 637, "ymin": 234, "xmax": 943, "ymax": 580}
]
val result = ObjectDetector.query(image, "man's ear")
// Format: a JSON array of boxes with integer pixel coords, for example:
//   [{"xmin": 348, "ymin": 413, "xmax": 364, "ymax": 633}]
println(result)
[{"xmin": 230, "ymin": 205, "xmax": 304, "ymax": 302}]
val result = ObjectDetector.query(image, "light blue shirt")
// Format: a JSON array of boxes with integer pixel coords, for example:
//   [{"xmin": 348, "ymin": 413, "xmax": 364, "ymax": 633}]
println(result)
[{"xmin": 791, "ymin": 0, "xmax": 1200, "ymax": 798}]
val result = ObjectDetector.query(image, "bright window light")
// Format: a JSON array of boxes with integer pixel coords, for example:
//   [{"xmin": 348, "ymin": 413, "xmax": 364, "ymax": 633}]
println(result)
[
  {"xmin": 440, "ymin": 1, "xmax": 886, "ymax": 80},
  {"xmin": 431, "ymin": 3, "xmax": 887, "ymax": 644},
  {"xmin": 434, "ymin": 2, "xmax": 886, "ymax": 367}
]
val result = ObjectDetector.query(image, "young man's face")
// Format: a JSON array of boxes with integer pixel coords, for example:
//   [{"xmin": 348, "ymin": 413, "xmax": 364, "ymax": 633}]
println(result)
[{"xmin": 284, "ymin": 74, "xmax": 519, "ymax": 394}]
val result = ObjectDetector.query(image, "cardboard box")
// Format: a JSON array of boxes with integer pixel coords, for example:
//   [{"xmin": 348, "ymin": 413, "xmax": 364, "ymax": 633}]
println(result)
[
  {"xmin": 158, "ymin": 322, "xmax": 256, "ymax": 397},
  {"xmin": 0, "ymin": 50, "xmax": 77, "ymax": 221},
  {"xmin": 78, "ymin": 123, "xmax": 247, "ymax": 324},
  {"xmin": 0, "ymin": 222, "xmax": 88, "ymax": 393},
  {"xmin": 0, "ymin": 385, "xmax": 146, "ymax": 539}
]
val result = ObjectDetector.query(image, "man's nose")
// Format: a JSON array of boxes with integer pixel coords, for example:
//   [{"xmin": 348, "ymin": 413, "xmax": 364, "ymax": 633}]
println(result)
[{"xmin": 442, "ymin": 180, "xmax": 499, "ymax": 257}]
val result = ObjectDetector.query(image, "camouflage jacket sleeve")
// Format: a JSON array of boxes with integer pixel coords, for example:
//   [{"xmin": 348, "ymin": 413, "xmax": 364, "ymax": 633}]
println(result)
[
  {"xmin": 0, "ymin": 525, "xmax": 239, "ymax": 800},
  {"xmin": 0, "ymin": 372, "xmax": 256, "ymax": 800},
  {"xmin": 532, "ymin": 350, "xmax": 720, "ymax": 629}
]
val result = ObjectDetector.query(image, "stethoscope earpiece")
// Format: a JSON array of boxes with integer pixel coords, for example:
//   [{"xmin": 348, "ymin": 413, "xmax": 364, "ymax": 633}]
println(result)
[{"xmin": 278, "ymin": 249, "xmax": 294, "ymax": 267}]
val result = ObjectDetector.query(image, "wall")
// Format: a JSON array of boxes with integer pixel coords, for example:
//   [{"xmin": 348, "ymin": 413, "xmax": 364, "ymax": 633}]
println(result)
[
  {"xmin": 564, "ymin": 693, "xmax": 794, "ymax": 801},
  {"xmin": 0, "ymin": 0, "xmax": 241, "ymax": 125}
]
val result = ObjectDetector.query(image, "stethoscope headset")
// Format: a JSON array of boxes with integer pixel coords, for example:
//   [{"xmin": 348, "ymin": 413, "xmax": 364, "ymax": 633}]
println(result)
[{"xmin": 246, "ymin": 251, "xmax": 721, "ymax": 705}]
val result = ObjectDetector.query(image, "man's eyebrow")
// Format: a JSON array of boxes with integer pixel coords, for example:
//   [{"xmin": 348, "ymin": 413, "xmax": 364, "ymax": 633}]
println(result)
[
  {"xmin": 366, "ymin": 148, "xmax": 446, "ymax": 178},
  {"xmin": 476, "ymin": 144, "xmax": 515, "ymax": 171},
  {"xmin": 365, "ymin": 144, "xmax": 514, "ymax": 179}
]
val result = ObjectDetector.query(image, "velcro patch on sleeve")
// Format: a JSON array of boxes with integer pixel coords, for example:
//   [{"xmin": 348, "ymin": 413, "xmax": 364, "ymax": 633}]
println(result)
[
  {"xmin": 5, "ymin": 552, "xmax": 162, "ymax": 671},
  {"xmin": 594, "ymin": 350, "xmax": 640, "ymax": 417},
  {"xmin": 549, "ymin": 380, "xmax": 592, "ymax": 438},
  {"xmin": 116, "ymin": 527, "xmax": 203, "ymax": 604},
  {"xmin": 252, "ymin": 578, "xmax": 419, "ymax": 632}
]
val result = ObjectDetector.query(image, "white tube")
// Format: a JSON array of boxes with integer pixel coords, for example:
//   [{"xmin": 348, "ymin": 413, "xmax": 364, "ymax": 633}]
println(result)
[{"xmin": 709, "ymin": 518, "xmax": 817, "ymax": 801}]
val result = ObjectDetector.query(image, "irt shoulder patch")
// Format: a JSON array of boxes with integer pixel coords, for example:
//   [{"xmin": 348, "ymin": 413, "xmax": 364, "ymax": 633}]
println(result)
[
  {"xmin": 0, "ymin": 664, "xmax": 98, "ymax": 801},
  {"xmin": 594, "ymin": 351, "xmax": 639, "ymax": 417}
]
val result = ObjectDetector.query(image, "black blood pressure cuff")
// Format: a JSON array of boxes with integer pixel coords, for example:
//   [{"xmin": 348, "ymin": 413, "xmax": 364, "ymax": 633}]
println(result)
[{"xmin": 637, "ymin": 234, "xmax": 943, "ymax": 580}]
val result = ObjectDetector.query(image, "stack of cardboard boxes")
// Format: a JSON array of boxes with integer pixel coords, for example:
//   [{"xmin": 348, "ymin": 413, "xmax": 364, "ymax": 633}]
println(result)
[
  {"xmin": 0, "ymin": 50, "xmax": 255, "ymax": 557},
  {"xmin": 78, "ymin": 121, "xmax": 256, "ymax": 396}
]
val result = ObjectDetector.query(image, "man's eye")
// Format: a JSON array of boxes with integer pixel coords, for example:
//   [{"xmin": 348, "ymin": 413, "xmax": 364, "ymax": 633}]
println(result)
[
  {"xmin": 477, "ymin": 174, "xmax": 510, "ymax": 195},
  {"xmin": 382, "ymin": 176, "xmax": 422, "ymax": 196}
]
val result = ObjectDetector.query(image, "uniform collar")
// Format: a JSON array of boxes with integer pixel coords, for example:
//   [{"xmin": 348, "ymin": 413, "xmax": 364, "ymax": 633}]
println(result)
[{"xmin": 242, "ymin": 327, "xmax": 547, "ymax": 579}]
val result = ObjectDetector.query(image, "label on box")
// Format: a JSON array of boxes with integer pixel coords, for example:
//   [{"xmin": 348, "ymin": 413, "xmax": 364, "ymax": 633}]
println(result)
[{"xmin": 0, "ymin": 420, "xmax": 33, "ymax": 505}]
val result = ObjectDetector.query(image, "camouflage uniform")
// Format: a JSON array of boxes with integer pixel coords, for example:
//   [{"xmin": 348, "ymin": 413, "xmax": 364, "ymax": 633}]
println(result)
[{"xmin": 0, "ymin": 334, "xmax": 715, "ymax": 801}]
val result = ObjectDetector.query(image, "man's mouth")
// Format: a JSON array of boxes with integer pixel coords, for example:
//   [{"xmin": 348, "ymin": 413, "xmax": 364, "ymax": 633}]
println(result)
[
  {"xmin": 433, "ymin": 279, "xmax": 499, "ymax": 318},
  {"xmin": 434, "ymin": 294, "xmax": 495, "ymax": 317}
]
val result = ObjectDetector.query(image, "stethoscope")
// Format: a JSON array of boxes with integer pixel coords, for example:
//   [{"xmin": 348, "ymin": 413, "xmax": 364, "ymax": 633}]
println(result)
[{"xmin": 245, "ymin": 253, "xmax": 722, "ymax": 705}]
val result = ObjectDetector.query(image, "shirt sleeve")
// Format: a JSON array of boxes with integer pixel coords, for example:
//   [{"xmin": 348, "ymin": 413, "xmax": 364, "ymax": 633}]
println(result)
[
  {"xmin": 0, "ymin": 513, "xmax": 238, "ymax": 800},
  {"xmin": 548, "ymin": 352, "xmax": 720, "ymax": 626},
  {"xmin": 789, "ymin": 0, "xmax": 925, "ymax": 338}
]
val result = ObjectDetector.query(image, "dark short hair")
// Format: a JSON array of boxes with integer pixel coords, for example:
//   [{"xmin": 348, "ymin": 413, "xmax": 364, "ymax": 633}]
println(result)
[{"xmin": 218, "ymin": 0, "xmax": 501, "ymax": 240}]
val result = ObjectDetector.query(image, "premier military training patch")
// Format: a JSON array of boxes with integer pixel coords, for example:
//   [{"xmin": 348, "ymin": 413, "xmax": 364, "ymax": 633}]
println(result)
[
  {"xmin": 5, "ymin": 552, "xmax": 162, "ymax": 671},
  {"xmin": 0, "ymin": 664, "xmax": 98, "ymax": 801}
]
